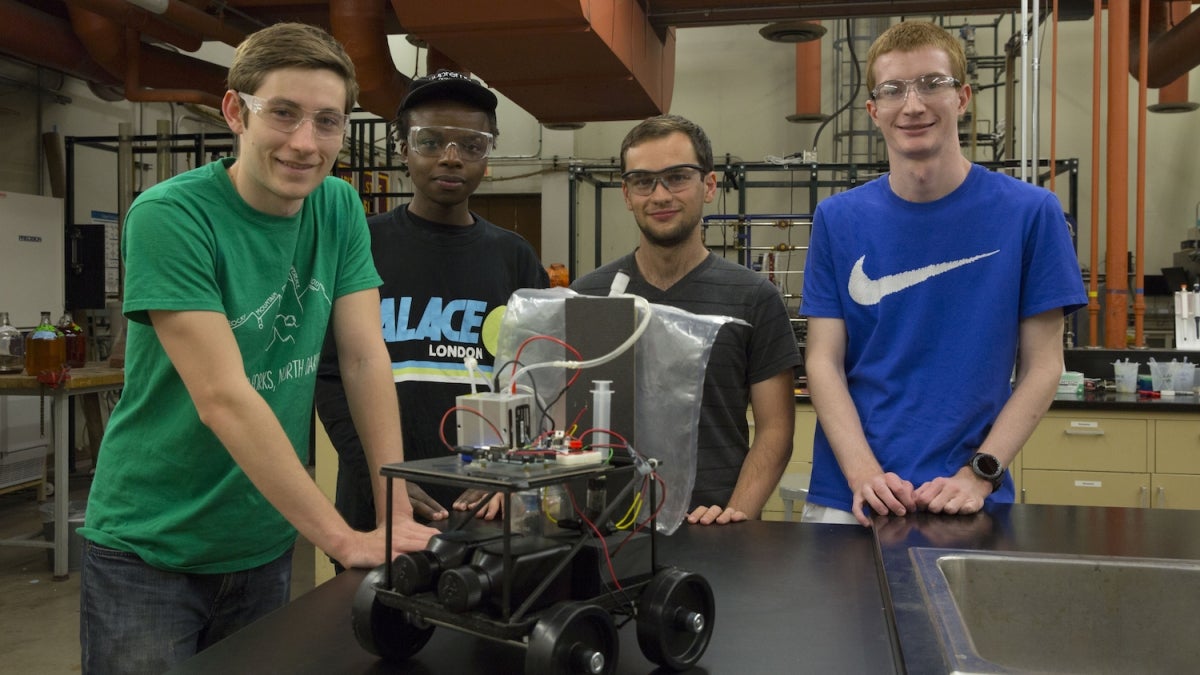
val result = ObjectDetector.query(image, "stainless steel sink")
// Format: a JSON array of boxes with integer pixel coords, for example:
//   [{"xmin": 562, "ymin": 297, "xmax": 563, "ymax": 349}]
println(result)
[{"xmin": 910, "ymin": 547, "xmax": 1200, "ymax": 674}]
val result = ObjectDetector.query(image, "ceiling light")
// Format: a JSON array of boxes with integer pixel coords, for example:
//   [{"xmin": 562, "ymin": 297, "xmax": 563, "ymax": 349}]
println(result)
[{"xmin": 759, "ymin": 21, "xmax": 826, "ymax": 44}]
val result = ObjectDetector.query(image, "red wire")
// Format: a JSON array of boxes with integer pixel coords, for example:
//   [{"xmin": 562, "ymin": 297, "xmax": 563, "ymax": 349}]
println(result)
[
  {"xmin": 437, "ymin": 405, "xmax": 507, "ymax": 453},
  {"xmin": 508, "ymin": 334, "xmax": 583, "ymax": 394},
  {"xmin": 566, "ymin": 482, "xmax": 624, "ymax": 591}
]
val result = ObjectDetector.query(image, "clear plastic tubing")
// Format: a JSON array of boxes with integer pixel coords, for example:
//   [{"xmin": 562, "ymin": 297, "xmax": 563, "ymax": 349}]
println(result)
[{"xmin": 591, "ymin": 380, "xmax": 613, "ymax": 451}]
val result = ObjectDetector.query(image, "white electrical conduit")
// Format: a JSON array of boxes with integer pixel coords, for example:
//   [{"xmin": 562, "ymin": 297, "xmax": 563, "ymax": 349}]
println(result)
[{"xmin": 508, "ymin": 274, "xmax": 652, "ymax": 389}]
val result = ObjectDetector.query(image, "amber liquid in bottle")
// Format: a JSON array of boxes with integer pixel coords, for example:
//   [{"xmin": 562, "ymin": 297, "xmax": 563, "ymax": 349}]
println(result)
[
  {"xmin": 57, "ymin": 311, "xmax": 87, "ymax": 368},
  {"xmin": 24, "ymin": 311, "xmax": 65, "ymax": 376}
]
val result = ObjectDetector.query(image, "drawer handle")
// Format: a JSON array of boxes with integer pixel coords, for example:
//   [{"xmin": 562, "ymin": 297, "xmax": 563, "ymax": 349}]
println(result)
[
  {"xmin": 1156, "ymin": 486, "xmax": 1165, "ymax": 509},
  {"xmin": 1140, "ymin": 485, "xmax": 1148, "ymax": 508},
  {"xmin": 1064, "ymin": 428, "xmax": 1105, "ymax": 436}
]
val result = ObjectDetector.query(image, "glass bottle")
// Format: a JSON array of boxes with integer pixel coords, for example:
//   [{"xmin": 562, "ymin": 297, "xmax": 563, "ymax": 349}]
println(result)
[
  {"xmin": 24, "ymin": 311, "xmax": 65, "ymax": 376},
  {"xmin": 57, "ymin": 310, "xmax": 87, "ymax": 368},
  {"xmin": 0, "ymin": 312, "xmax": 24, "ymax": 374}
]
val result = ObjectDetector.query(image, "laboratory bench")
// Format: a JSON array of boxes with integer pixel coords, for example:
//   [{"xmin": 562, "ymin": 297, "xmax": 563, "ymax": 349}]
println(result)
[{"xmin": 172, "ymin": 503, "xmax": 1200, "ymax": 673}]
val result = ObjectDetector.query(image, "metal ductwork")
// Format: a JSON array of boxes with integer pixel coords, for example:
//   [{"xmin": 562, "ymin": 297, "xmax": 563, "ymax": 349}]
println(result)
[
  {"xmin": 0, "ymin": 0, "xmax": 1196, "ymax": 124},
  {"xmin": 330, "ymin": 0, "xmax": 410, "ymax": 120},
  {"xmin": 67, "ymin": 3, "xmax": 227, "ymax": 108},
  {"xmin": 1129, "ymin": 0, "xmax": 1200, "ymax": 98},
  {"xmin": 390, "ymin": 0, "xmax": 676, "ymax": 125},
  {"xmin": 0, "ymin": 0, "xmax": 119, "ymax": 87}
]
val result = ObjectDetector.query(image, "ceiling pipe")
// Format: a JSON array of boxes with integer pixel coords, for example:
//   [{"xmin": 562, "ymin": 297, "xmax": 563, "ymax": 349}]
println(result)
[
  {"xmin": 1104, "ymin": 0, "xmax": 1131, "ymax": 349},
  {"xmin": 390, "ymin": 0, "xmax": 675, "ymax": 124},
  {"xmin": 329, "ymin": 0, "xmax": 410, "ymax": 119},
  {"xmin": 123, "ymin": 28, "xmax": 223, "ymax": 107},
  {"xmin": 1135, "ymin": 2, "xmax": 1200, "ymax": 88},
  {"xmin": 68, "ymin": 4, "xmax": 226, "ymax": 109},
  {"xmin": 1144, "ymin": 1, "xmax": 1197, "ymax": 113},
  {"xmin": 759, "ymin": 21, "xmax": 827, "ymax": 123},
  {"xmin": 129, "ymin": 0, "xmax": 246, "ymax": 47},
  {"xmin": 68, "ymin": 0, "xmax": 203, "ymax": 53},
  {"xmin": 0, "ymin": 0, "xmax": 120, "ymax": 86}
]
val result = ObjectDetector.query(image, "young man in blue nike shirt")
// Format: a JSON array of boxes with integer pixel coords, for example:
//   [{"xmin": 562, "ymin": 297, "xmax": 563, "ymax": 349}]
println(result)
[
  {"xmin": 800, "ymin": 21, "xmax": 1086, "ymax": 526},
  {"xmin": 315, "ymin": 71, "xmax": 547, "ymax": 533}
]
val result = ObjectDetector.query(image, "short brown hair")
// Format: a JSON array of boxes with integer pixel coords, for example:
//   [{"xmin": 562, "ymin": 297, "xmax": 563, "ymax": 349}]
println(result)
[
  {"xmin": 227, "ymin": 22, "xmax": 359, "ymax": 113},
  {"xmin": 619, "ymin": 114, "xmax": 714, "ymax": 174},
  {"xmin": 865, "ymin": 21, "xmax": 966, "ymax": 93}
]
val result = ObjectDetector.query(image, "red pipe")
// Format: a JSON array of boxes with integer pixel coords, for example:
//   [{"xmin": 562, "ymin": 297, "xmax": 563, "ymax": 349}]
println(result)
[
  {"xmin": 0, "ymin": 0, "xmax": 119, "ymax": 86},
  {"xmin": 1104, "ymin": 0, "xmax": 1131, "ymax": 349},
  {"xmin": 68, "ymin": 0, "xmax": 202, "ymax": 52},
  {"xmin": 1087, "ymin": 0, "xmax": 1102, "ymax": 346},
  {"xmin": 69, "ymin": 4, "xmax": 226, "ymax": 109},
  {"xmin": 123, "ymin": 28, "xmax": 222, "ymax": 107},
  {"xmin": 790, "ymin": 25, "xmax": 826, "ymax": 122},
  {"xmin": 1132, "ymin": 0, "xmax": 1149, "ymax": 348},
  {"xmin": 330, "ymin": 0, "xmax": 409, "ymax": 119}
]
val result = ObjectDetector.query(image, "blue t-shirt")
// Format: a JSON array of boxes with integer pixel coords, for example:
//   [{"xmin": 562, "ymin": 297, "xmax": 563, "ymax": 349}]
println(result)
[{"xmin": 800, "ymin": 165, "xmax": 1086, "ymax": 511}]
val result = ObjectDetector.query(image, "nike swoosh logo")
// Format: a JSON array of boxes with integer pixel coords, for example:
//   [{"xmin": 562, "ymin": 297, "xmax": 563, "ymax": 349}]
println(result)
[{"xmin": 848, "ymin": 250, "xmax": 999, "ymax": 305}]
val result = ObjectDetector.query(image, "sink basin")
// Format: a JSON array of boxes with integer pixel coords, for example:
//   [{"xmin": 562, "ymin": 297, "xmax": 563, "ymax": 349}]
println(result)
[{"xmin": 910, "ymin": 547, "xmax": 1200, "ymax": 674}]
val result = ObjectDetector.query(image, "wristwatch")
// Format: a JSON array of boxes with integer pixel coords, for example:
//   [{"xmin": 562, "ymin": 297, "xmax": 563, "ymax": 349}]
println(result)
[{"xmin": 968, "ymin": 452, "xmax": 1005, "ymax": 493}]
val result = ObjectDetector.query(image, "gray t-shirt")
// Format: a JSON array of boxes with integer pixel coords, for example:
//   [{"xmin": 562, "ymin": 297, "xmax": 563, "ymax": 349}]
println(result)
[{"xmin": 572, "ymin": 252, "xmax": 800, "ymax": 508}]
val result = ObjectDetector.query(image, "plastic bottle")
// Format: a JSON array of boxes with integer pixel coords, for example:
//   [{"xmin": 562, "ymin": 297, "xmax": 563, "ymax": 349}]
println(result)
[
  {"xmin": 585, "ymin": 476, "xmax": 608, "ymax": 522},
  {"xmin": 0, "ymin": 312, "xmax": 24, "ymax": 374},
  {"xmin": 24, "ymin": 311, "xmax": 65, "ymax": 376},
  {"xmin": 542, "ymin": 483, "xmax": 569, "ymax": 529},
  {"xmin": 511, "ymin": 488, "xmax": 543, "ymax": 536},
  {"xmin": 57, "ymin": 310, "xmax": 87, "ymax": 368}
]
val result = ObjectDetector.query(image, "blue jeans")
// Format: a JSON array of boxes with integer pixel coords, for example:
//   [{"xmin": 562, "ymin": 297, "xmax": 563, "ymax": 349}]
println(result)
[{"xmin": 79, "ymin": 540, "xmax": 293, "ymax": 674}]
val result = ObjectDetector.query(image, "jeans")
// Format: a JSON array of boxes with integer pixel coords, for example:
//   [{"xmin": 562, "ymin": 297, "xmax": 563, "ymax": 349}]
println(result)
[{"xmin": 79, "ymin": 540, "xmax": 293, "ymax": 674}]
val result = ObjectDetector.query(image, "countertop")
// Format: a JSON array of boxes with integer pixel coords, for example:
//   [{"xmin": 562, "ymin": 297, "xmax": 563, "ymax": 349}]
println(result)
[
  {"xmin": 170, "ymin": 504, "xmax": 1200, "ymax": 673},
  {"xmin": 875, "ymin": 504, "xmax": 1200, "ymax": 673},
  {"xmin": 796, "ymin": 391, "xmax": 1200, "ymax": 412},
  {"xmin": 169, "ymin": 520, "xmax": 898, "ymax": 674}
]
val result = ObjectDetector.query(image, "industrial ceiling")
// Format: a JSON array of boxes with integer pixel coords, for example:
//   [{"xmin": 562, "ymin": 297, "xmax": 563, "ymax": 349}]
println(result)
[{"xmin": 0, "ymin": 1, "xmax": 1196, "ymax": 124}]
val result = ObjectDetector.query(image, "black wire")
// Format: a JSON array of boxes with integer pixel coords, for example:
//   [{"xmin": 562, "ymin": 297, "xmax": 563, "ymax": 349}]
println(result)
[{"xmin": 809, "ymin": 18, "xmax": 863, "ymax": 153}]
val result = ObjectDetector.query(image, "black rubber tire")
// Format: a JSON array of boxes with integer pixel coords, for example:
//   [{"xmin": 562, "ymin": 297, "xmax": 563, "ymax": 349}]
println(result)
[
  {"xmin": 351, "ymin": 565, "xmax": 435, "ymax": 662},
  {"xmin": 526, "ymin": 602, "xmax": 618, "ymax": 675},
  {"xmin": 636, "ymin": 568, "xmax": 715, "ymax": 671}
]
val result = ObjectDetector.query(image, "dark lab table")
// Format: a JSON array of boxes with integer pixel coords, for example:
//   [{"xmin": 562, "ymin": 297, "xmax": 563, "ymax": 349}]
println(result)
[{"xmin": 170, "ymin": 520, "xmax": 898, "ymax": 674}]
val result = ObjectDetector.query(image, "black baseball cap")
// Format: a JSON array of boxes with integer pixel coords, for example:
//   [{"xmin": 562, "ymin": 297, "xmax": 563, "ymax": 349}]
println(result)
[{"xmin": 396, "ymin": 70, "xmax": 498, "ymax": 119}]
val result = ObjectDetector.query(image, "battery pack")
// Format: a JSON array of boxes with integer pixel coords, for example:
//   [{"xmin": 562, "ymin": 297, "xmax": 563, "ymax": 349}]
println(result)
[{"xmin": 455, "ymin": 392, "xmax": 534, "ymax": 449}]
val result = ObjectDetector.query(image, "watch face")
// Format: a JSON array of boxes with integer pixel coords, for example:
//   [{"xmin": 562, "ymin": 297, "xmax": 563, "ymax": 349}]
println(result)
[{"xmin": 972, "ymin": 453, "xmax": 1002, "ymax": 479}]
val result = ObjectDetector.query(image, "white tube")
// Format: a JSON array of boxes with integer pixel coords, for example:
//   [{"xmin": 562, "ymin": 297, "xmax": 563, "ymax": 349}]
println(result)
[{"xmin": 591, "ymin": 380, "xmax": 613, "ymax": 450}]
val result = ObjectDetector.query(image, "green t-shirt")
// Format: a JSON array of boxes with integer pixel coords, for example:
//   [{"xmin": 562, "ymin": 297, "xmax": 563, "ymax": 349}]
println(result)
[{"xmin": 80, "ymin": 158, "xmax": 381, "ymax": 573}]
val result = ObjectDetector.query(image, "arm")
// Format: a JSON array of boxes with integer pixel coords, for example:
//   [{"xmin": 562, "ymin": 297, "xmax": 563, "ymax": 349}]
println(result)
[
  {"xmin": 914, "ymin": 307, "xmax": 1064, "ymax": 512},
  {"xmin": 806, "ymin": 317, "xmax": 915, "ymax": 526},
  {"xmin": 151, "ymin": 309, "xmax": 434, "ymax": 571},
  {"xmin": 688, "ymin": 369, "xmax": 795, "ymax": 525},
  {"xmin": 330, "ymin": 289, "xmax": 443, "ymax": 540}
]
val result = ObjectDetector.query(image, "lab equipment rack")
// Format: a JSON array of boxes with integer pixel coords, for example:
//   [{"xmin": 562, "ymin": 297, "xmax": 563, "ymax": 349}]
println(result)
[{"xmin": 353, "ymin": 454, "xmax": 714, "ymax": 675}]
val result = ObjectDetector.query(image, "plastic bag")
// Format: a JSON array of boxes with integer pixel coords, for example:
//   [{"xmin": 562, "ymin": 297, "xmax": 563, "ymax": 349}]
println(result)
[{"xmin": 495, "ymin": 288, "xmax": 735, "ymax": 534}]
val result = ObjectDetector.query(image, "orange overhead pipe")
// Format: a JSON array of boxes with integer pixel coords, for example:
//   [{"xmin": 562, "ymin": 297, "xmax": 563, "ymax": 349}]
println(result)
[
  {"xmin": 0, "ymin": 0, "xmax": 120, "ymax": 87},
  {"xmin": 1087, "ymin": 0, "xmax": 1102, "ymax": 346},
  {"xmin": 68, "ymin": 0, "xmax": 202, "ymax": 53},
  {"xmin": 390, "ymin": 0, "xmax": 675, "ymax": 124},
  {"xmin": 1103, "ymin": 0, "xmax": 1131, "ymax": 349},
  {"xmin": 790, "ymin": 25, "xmax": 826, "ymax": 122},
  {"xmin": 68, "ymin": 4, "xmax": 226, "ymax": 109},
  {"xmin": 1147, "ymin": 1, "xmax": 1198, "ymax": 113},
  {"xmin": 1132, "ymin": 0, "xmax": 1149, "ymax": 348},
  {"xmin": 123, "ymin": 28, "xmax": 222, "ymax": 107},
  {"xmin": 1049, "ymin": 0, "xmax": 1058, "ymax": 194},
  {"xmin": 330, "ymin": 0, "xmax": 410, "ymax": 119}
]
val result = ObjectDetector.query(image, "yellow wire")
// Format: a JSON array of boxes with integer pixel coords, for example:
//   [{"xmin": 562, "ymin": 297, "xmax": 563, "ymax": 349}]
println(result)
[{"xmin": 614, "ymin": 493, "xmax": 642, "ymax": 529}]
